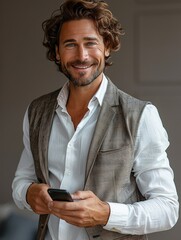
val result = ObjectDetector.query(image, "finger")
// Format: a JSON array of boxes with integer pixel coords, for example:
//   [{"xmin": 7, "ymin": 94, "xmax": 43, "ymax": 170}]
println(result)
[
  {"xmin": 49, "ymin": 201, "xmax": 81, "ymax": 212},
  {"xmin": 35, "ymin": 187, "xmax": 52, "ymax": 212},
  {"xmin": 51, "ymin": 210, "xmax": 94, "ymax": 227},
  {"xmin": 49, "ymin": 208, "xmax": 86, "ymax": 226},
  {"xmin": 71, "ymin": 190, "xmax": 95, "ymax": 200},
  {"xmin": 41, "ymin": 189, "xmax": 53, "ymax": 205},
  {"xmin": 27, "ymin": 183, "xmax": 52, "ymax": 214}
]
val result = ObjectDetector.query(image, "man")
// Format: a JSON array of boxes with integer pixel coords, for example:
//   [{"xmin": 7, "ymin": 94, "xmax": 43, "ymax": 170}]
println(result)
[{"xmin": 12, "ymin": 0, "xmax": 179, "ymax": 240}]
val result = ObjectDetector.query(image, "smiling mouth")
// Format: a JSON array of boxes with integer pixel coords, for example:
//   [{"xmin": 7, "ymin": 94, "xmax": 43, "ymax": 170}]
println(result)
[
  {"xmin": 72, "ymin": 64, "xmax": 92, "ymax": 70},
  {"xmin": 70, "ymin": 60, "xmax": 97, "ymax": 70}
]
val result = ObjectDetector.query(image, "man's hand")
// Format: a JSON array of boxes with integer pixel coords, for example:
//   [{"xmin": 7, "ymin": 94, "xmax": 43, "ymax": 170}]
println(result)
[
  {"xmin": 26, "ymin": 183, "xmax": 52, "ymax": 214},
  {"xmin": 48, "ymin": 190, "xmax": 110, "ymax": 227}
]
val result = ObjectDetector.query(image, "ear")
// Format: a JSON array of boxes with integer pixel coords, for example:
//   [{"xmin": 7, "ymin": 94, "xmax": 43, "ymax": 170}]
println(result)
[
  {"xmin": 105, "ymin": 48, "xmax": 110, "ymax": 58},
  {"xmin": 55, "ymin": 45, "xmax": 60, "ymax": 61}
]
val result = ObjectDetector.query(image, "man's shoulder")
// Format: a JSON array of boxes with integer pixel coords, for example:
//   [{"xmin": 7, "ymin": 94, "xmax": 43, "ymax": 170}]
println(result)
[
  {"xmin": 106, "ymin": 78, "xmax": 148, "ymax": 107},
  {"xmin": 117, "ymin": 88, "xmax": 148, "ymax": 106},
  {"xmin": 28, "ymin": 88, "xmax": 61, "ymax": 119}
]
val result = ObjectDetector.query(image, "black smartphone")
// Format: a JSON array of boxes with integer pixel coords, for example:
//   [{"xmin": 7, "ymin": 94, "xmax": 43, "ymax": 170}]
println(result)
[{"xmin": 47, "ymin": 188, "xmax": 73, "ymax": 202}]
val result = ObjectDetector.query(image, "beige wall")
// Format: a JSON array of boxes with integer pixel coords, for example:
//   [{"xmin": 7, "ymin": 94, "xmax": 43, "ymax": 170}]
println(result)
[{"xmin": 0, "ymin": 1, "xmax": 180, "ymax": 239}]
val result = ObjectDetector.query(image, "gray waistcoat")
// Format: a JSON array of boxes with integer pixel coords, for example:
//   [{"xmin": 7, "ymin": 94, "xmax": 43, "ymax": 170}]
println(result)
[{"xmin": 28, "ymin": 79, "xmax": 148, "ymax": 240}]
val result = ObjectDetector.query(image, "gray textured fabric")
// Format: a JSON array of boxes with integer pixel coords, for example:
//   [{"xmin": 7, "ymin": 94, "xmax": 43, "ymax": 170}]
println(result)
[{"xmin": 28, "ymin": 79, "xmax": 148, "ymax": 240}]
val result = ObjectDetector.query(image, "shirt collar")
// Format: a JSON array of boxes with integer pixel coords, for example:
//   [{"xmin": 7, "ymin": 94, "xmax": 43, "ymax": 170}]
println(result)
[
  {"xmin": 57, "ymin": 81, "xmax": 69, "ymax": 110},
  {"xmin": 57, "ymin": 74, "xmax": 108, "ymax": 109},
  {"xmin": 91, "ymin": 74, "xmax": 108, "ymax": 107}
]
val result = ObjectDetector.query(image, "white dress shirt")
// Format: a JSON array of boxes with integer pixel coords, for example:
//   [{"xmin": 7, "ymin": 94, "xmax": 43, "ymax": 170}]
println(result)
[{"xmin": 12, "ymin": 75, "xmax": 179, "ymax": 240}]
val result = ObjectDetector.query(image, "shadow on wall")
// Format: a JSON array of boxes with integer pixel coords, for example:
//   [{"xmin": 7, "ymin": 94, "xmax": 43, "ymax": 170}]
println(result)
[{"xmin": 0, "ymin": 203, "xmax": 38, "ymax": 240}]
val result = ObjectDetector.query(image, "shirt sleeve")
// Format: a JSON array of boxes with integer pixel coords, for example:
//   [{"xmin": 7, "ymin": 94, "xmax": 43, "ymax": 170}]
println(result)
[
  {"xmin": 104, "ymin": 104, "xmax": 179, "ymax": 234},
  {"xmin": 12, "ymin": 108, "xmax": 38, "ymax": 211}
]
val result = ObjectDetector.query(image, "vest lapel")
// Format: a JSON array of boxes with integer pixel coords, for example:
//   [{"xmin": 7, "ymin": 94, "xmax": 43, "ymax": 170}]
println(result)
[
  {"xmin": 84, "ymin": 80, "xmax": 117, "ymax": 186},
  {"xmin": 85, "ymin": 101, "xmax": 115, "ymax": 186}
]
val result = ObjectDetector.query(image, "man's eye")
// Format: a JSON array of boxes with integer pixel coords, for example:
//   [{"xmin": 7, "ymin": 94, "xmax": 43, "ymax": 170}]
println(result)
[
  {"xmin": 65, "ymin": 43, "xmax": 76, "ymax": 48},
  {"xmin": 87, "ymin": 42, "xmax": 97, "ymax": 46}
]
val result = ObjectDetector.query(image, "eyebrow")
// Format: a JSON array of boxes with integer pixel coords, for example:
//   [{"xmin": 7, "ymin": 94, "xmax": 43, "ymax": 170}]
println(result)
[
  {"xmin": 84, "ymin": 37, "xmax": 99, "ymax": 41},
  {"xmin": 63, "ymin": 39, "xmax": 76, "ymax": 44},
  {"xmin": 63, "ymin": 37, "xmax": 99, "ymax": 45}
]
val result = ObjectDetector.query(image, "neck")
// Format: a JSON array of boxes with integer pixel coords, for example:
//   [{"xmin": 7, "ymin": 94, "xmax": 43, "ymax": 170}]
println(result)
[
  {"xmin": 67, "ymin": 76, "xmax": 103, "ymax": 110},
  {"xmin": 66, "ymin": 75, "xmax": 103, "ymax": 129}
]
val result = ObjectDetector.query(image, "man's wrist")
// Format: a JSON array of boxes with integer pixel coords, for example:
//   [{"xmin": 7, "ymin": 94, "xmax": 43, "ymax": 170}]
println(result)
[{"xmin": 101, "ymin": 201, "xmax": 111, "ymax": 226}]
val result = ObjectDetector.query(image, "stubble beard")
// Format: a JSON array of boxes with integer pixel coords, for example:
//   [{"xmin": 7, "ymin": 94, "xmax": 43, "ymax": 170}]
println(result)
[{"xmin": 61, "ymin": 61, "xmax": 104, "ymax": 87}]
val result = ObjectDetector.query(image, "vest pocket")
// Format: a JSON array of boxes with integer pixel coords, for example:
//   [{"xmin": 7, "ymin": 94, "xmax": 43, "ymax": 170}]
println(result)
[{"xmin": 85, "ymin": 146, "xmax": 133, "ymax": 202}]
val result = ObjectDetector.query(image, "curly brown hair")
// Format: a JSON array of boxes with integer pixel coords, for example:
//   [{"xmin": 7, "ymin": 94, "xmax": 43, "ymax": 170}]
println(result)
[{"xmin": 42, "ymin": 0, "xmax": 123, "ymax": 71}]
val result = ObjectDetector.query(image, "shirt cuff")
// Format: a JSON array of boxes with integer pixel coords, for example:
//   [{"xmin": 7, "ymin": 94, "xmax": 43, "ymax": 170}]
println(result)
[
  {"xmin": 103, "ymin": 202, "xmax": 129, "ymax": 232},
  {"xmin": 21, "ymin": 183, "xmax": 33, "ymax": 211}
]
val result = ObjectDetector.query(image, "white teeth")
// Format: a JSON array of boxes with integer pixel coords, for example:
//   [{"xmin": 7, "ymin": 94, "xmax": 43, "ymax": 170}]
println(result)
[{"xmin": 73, "ymin": 65, "xmax": 90, "ymax": 69}]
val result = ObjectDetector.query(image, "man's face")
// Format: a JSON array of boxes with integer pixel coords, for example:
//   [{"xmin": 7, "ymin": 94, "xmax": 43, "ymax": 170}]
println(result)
[{"xmin": 56, "ymin": 19, "xmax": 109, "ymax": 87}]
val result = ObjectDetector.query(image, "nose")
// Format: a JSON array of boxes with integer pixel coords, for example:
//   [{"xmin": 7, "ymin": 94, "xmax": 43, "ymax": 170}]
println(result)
[{"xmin": 77, "ymin": 45, "xmax": 88, "ymax": 61}]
